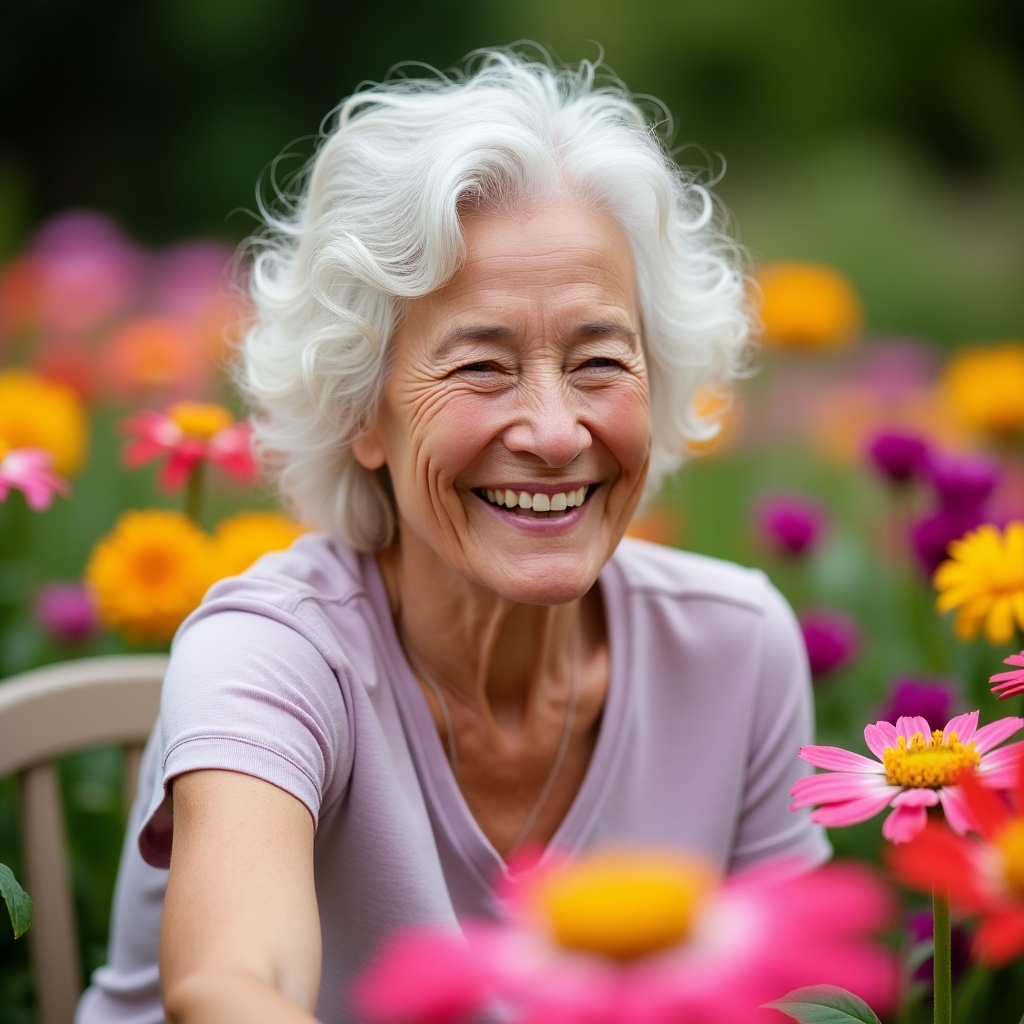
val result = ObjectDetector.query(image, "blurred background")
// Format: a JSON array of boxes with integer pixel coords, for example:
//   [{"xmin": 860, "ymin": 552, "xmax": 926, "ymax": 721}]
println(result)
[
  {"xmin": 2, "ymin": 1, "xmax": 1024, "ymax": 1020},
  {"xmin": 2, "ymin": 0, "xmax": 1021, "ymax": 342}
]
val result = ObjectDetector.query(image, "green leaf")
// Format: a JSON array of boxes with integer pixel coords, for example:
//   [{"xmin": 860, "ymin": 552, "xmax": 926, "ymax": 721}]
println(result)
[
  {"xmin": 0, "ymin": 863, "xmax": 35, "ymax": 939},
  {"xmin": 763, "ymin": 985, "xmax": 883, "ymax": 1024}
]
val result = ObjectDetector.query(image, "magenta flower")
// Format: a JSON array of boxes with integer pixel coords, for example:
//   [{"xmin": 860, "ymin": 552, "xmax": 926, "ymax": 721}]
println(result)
[
  {"xmin": 33, "ymin": 582, "xmax": 98, "ymax": 645},
  {"xmin": 910, "ymin": 507, "xmax": 987, "ymax": 577},
  {"xmin": 790, "ymin": 712, "xmax": 1024, "ymax": 843},
  {"xmin": 755, "ymin": 494, "xmax": 826, "ymax": 558},
  {"xmin": 865, "ymin": 430, "xmax": 931, "ymax": 486},
  {"xmin": 990, "ymin": 652, "xmax": 1024, "ymax": 701},
  {"xmin": 121, "ymin": 401, "xmax": 257, "ymax": 491},
  {"xmin": 798, "ymin": 608, "xmax": 860, "ymax": 680},
  {"xmin": 353, "ymin": 848, "xmax": 897, "ymax": 1024},
  {"xmin": 878, "ymin": 676, "xmax": 959, "ymax": 727},
  {"xmin": 926, "ymin": 451, "xmax": 1001, "ymax": 513},
  {"xmin": 0, "ymin": 446, "xmax": 70, "ymax": 510}
]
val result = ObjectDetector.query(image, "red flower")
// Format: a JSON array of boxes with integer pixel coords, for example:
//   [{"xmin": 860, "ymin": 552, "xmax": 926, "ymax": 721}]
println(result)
[
  {"xmin": 888, "ymin": 749, "xmax": 1024, "ymax": 965},
  {"xmin": 121, "ymin": 401, "xmax": 257, "ymax": 491}
]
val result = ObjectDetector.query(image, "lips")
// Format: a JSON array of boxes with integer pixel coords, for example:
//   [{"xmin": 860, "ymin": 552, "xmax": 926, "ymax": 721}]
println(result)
[{"xmin": 477, "ymin": 485, "xmax": 590, "ymax": 517}]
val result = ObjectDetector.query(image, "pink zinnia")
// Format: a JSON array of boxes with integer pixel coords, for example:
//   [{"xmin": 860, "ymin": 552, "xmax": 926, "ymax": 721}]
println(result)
[
  {"xmin": 353, "ymin": 847, "xmax": 896, "ymax": 1024},
  {"xmin": 121, "ymin": 401, "xmax": 257, "ymax": 491},
  {"xmin": 791, "ymin": 712, "xmax": 1024, "ymax": 844},
  {"xmin": 0, "ymin": 445, "xmax": 70, "ymax": 511},
  {"xmin": 990, "ymin": 652, "xmax": 1024, "ymax": 701}
]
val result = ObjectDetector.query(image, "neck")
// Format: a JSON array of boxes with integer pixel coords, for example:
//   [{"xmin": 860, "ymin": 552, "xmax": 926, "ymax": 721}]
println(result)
[{"xmin": 377, "ymin": 542, "xmax": 590, "ymax": 725}]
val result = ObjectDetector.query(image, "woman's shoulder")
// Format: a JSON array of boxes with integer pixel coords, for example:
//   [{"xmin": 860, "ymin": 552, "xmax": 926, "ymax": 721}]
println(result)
[{"xmin": 610, "ymin": 536, "xmax": 774, "ymax": 612}]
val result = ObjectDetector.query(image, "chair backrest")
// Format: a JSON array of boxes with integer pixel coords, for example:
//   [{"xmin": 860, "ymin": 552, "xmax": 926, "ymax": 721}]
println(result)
[{"xmin": 0, "ymin": 654, "xmax": 167, "ymax": 1024}]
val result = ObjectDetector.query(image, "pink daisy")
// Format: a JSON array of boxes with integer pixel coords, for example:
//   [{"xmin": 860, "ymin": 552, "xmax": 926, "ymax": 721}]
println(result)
[
  {"xmin": 353, "ymin": 847, "xmax": 896, "ymax": 1024},
  {"xmin": 790, "ymin": 712, "xmax": 1024, "ymax": 844},
  {"xmin": 121, "ymin": 401, "xmax": 257, "ymax": 491},
  {"xmin": 0, "ymin": 446, "xmax": 70, "ymax": 511},
  {"xmin": 990, "ymin": 652, "xmax": 1024, "ymax": 701}
]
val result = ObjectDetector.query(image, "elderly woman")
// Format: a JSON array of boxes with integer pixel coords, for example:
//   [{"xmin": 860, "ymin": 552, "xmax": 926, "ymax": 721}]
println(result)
[{"xmin": 77, "ymin": 50, "xmax": 828, "ymax": 1024}]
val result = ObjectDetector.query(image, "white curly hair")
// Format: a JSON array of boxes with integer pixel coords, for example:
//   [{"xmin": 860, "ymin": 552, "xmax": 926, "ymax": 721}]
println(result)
[{"xmin": 238, "ymin": 47, "xmax": 754, "ymax": 550}]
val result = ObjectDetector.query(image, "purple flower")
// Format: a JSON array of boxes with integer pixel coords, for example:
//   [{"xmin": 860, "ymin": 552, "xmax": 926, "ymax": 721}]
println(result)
[
  {"xmin": 798, "ymin": 609, "xmax": 861, "ymax": 680},
  {"xmin": 878, "ymin": 677, "xmax": 959, "ymax": 726},
  {"xmin": 33, "ymin": 581, "xmax": 98, "ymax": 645},
  {"xmin": 865, "ymin": 430, "xmax": 931, "ymax": 485},
  {"xmin": 909, "ymin": 507, "xmax": 987, "ymax": 577},
  {"xmin": 755, "ymin": 494, "xmax": 826, "ymax": 558},
  {"xmin": 926, "ymin": 451, "xmax": 1000, "ymax": 513}
]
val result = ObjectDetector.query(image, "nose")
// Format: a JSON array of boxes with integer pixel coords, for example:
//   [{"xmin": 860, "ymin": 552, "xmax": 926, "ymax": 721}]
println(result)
[{"xmin": 502, "ymin": 377, "xmax": 592, "ymax": 468}]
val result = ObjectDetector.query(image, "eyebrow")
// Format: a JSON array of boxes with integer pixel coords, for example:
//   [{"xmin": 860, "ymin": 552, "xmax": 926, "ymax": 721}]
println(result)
[{"xmin": 435, "ymin": 320, "xmax": 639, "ymax": 357}]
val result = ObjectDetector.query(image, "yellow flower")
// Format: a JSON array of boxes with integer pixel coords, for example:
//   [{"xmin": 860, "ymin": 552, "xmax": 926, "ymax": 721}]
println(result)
[
  {"xmin": 212, "ymin": 511, "xmax": 306, "ymax": 578},
  {"xmin": 0, "ymin": 369, "xmax": 88, "ymax": 475},
  {"xmin": 942, "ymin": 343, "xmax": 1024, "ymax": 442},
  {"xmin": 85, "ymin": 509, "xmax": 216, "ymax": 644},
  {"xmin": 934, "ymin": 521, "xmax": 1024, "ymax": 644},
  {"xmin": 754, "ymin": 261, "xmax": 863, "ymax": 351}
]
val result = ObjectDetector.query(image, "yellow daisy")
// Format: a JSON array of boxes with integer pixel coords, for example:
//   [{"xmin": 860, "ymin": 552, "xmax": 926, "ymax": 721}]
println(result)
[
  {"xmin": 942, "ymin": 343, "xmax": 1024, "ymax": 443},
  {"xmin": 754, "ymin": 261, "xmax": 863, "ymax": 352},
  {"xmin": 934, "ymin": 521, "xmax": 1024, "ymax": 644},
  {"xmin": 85, "ymin": 509, "xmax": 216, "ymax": 644},
  {"xmin": 0, "ymin": 369, "xmax": 88, "ymax": 476},
  {"xmin": 212, "ymin": 510, "xmax": 307, "ymax": 578}
]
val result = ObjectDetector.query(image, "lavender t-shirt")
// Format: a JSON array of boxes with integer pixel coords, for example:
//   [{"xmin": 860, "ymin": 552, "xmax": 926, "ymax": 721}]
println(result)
[{"xmin": 76, "ymin": 534, "xmax": 829, "ymax": 1024}]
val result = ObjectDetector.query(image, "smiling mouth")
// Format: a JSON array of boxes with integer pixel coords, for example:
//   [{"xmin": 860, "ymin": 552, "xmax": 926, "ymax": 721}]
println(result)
[{"xmin": 476, "ymin": 485, "xmax": 591, "ymax": 518}]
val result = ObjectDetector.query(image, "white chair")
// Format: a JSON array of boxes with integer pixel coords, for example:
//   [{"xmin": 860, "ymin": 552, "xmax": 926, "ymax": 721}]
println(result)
[{"xmin": 0, "ymin": 654, "xmax": 166, "ymax": 1024}]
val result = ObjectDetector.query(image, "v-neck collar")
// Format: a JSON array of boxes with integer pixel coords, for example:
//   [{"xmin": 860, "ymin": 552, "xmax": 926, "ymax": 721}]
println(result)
[{"xmin": 362, "ymin": 550, "xmax": 632, "ymax": 894}]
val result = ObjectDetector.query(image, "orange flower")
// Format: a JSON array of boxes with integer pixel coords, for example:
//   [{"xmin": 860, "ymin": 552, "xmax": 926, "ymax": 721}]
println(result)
[
  {"xmin": 942, "ymin": 342, "xmax": 1024, "ymax": 443},
  {"xmin": 754, "ymin": 261, "xmax": 863, "ymax": 351},
  {"xmin": 0, "ymin": 369, "xmax": 88, "ymax": 476},
  {"xmin": 85, "ymin": 509, "xmax": 216, "ymax": 643},
  {"xmin": 97, "ymin": 315, "xmax": 212, "ymax": 403},
  {"xmin": 212, "ymin": 511, "xmax": 307, "ymax": 577}
]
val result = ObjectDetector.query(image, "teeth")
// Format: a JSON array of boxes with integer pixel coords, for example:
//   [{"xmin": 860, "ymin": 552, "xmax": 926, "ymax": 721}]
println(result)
[{"xmin": 481, "ymin": 486, "xmax": 589, "ymax": 513}]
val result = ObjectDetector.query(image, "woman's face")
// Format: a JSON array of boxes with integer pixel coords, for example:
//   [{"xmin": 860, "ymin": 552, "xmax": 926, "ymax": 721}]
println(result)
[{"xmin": 354, "ymin": 202, "xmax": 651, "ymax": 606}]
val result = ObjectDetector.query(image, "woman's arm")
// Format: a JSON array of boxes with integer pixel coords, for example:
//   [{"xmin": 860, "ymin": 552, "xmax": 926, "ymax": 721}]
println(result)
[{"xmin": 160, "ymin": 769, "xmax": 322, "ymax": 1023}]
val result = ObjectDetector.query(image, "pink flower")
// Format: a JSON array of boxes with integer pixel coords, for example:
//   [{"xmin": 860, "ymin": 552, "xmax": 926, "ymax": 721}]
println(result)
[
  {"xmin": 798, "ymin": 608, "xmax": 860, "ymax": 680},
  {"xmin": 990, "ymin": 652, "xmax": 1024, "ymax": 701},
  {"xmin": 0, "ymin": 446, "xmax": 70, "ymax": 510},
  {"xmin": 353, "ymin": 847, "xmax": 897, "ymax": 1024},
  {"xmin": 121, "ymin": 401, "xmax": 257, "ymax": 491},
  {"xmin": 755, "ymin": 493, "xmax": 826, "ymax": 558},
  {"xmin": 33, "ymin": 581, "xmax": 98, "ymax": 645},
  {"xmin": 791, "ymin": 712, "xmax": 1024, "ymax": 844}
]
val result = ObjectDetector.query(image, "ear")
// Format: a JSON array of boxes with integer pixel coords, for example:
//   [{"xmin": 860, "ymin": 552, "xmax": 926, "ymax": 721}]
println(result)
[{"xmin": 352, "ymin": 427, "xmax": 387, "ymax": 470}]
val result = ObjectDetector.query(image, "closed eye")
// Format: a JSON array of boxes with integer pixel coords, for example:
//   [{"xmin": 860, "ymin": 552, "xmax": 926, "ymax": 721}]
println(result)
[{"xmin": 458, "ymin": 361, "xmax": 499, "ymax": 373}]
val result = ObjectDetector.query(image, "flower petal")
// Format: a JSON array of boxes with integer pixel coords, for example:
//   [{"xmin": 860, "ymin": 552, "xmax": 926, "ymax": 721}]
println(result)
[
  {"xmin": 790, "ymin": 773, "xmax": 893, "ymax": 806},
  {"xmin": 973, "ymin": 717, "xmax": 1024, "ymax": 754},
  {"xmin": 974, "ymin": 911, "xmax": 1024, "ymax": 967},
  {"xmin": 943, "ymin": 711, "xmax": 979, "ymax": 744},
  {"xmin": 896, "ymin": 716, "xmax": 932, "ymax": 741},
  {"xmin": 891, "ymin": 788, "xmax": 939, "ymax": 808},
  {"xmin": 797, "ymin": 745, "xmax": 882, "ymax": 773},
  {"xmin": 809, "ymin": 792, "xmax": 897, "ymax": 827},
  {"xmin": 864, "ymin": 721, "xmax": 898, "ymax": 759},
  {"xmin": 881, "ymin": 803, "xmax": 927, "ymax": 843}
]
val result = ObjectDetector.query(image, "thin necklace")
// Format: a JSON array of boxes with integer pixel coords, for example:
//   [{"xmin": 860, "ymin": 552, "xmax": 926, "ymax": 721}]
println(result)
[{"xmin": 398, "ymin": 621, "xmax": 580, "ymax": 856}]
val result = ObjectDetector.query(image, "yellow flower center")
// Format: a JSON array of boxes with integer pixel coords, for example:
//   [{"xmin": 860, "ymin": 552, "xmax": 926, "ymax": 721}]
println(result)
[
  {"xmin": 168, "ymin": 402, "xmax": 233, "ymax": 439},
  {"xmin": 531, "ymin": 850, "xmax": 715, "ymax": 961},
  {"xmin": 997, "ymin": 820, "xmax": 1024, "ymax": 899},
  {"xmin": 882, "ymin": 730, "xmax": 980, "ymax": 788}
]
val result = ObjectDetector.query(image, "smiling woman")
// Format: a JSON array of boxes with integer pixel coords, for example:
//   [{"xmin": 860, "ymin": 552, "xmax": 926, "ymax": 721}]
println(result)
[{"xmin": 76, "ymin": 48, "xmax": 831, "ymax": 1024}]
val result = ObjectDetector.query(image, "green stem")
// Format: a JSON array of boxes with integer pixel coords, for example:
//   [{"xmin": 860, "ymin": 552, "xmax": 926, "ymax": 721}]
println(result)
[
  {"xmin": 185, "ymin": 462, "xmax": 205, "ymax": 526},
  {"xmin": 933, "ymin": 888, "xmax": 952, "ymax": 1024}
]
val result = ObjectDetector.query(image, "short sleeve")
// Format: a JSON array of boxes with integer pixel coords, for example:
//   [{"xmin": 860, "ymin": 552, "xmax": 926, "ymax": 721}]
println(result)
[
  {"xmin": 138, "ymin": 608, "xmax": 351, "ymax": 867},
  {"xmin": 729, "ymin": 579, "xmax": 832, "ymax": 872}
]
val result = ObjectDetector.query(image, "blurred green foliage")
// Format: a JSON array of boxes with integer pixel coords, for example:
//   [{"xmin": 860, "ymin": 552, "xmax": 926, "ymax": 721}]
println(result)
[{"xmin": 2, "ymin": 0, "xmax": 1022, "ymax": 343}]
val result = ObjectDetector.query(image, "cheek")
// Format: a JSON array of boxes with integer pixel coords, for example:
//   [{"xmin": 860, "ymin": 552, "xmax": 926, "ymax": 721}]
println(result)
[
  {"xmin": 599, "ymin": 386, "xmax": 652, "ymax": 474},
  {"xmin": 407, "ymin": 395, "xmax": 501, "ymax": 481}
]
